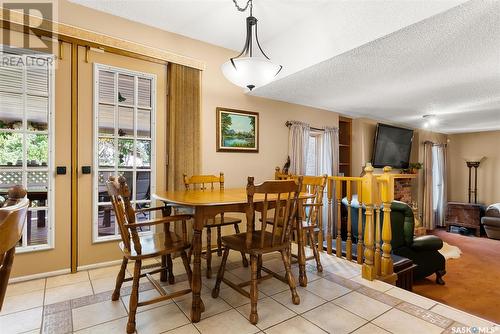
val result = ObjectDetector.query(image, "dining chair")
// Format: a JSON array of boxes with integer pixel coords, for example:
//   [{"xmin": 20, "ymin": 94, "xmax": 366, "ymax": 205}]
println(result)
[
  {"xmin": 275, "ymin": 166, "xmax": 292, "ymax": 180},
  {"xmin": 293, "ymin": 175, "xmax": 328, "ymax": 272},
  {"xmin": 183, "ymin": 173, "xmax": 248, "ymax": 278},
  {"xmin": 106, "ymin": 175, "xmax": 194, "ymax": 334},
  {"xmin": 0, "ymin": 186, "xmax": 29, "ymax": 311},
  {"xmin": 269, "ymin": 173, "xmax": 328, "ymax": 272},
  {"xmin": 212, "ymin": 177, "xmax": 303, "ymax": 325}
]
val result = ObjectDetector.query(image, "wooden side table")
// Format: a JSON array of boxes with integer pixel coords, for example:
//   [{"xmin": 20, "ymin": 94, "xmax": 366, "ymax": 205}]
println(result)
[
  {"xmin": 445, "ymin": 202, "xmax": 484, "ymax": 236},
  {"xmin": 393, "ymin": 257, "xmax": 416, "ymax": 291}
]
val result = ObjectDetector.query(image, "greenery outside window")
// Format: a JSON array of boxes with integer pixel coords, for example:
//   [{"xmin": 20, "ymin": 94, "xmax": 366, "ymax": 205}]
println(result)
[
  {"xmin": 0, "ymin": 49, "xmax": 54, "ymax": 252},
  {"xmin": 93, "ymin": 64, "xmax": 156, "ymax": 242}
]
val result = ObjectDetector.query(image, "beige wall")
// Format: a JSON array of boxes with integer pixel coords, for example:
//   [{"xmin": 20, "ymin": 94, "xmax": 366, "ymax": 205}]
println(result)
[
  {"xmin": 448, "ymin": 131, "xmax": 500, "ymax": 205},
  {"xmin": 6, "ymin": 1, "xmax": 338, "ymax": 277},
  {"xmin": 351, "ymin": 118, "xmax": 378, "ymax": 176},
  {"xmin": 351, "ymin": 118, "xmax": 447, "ymax": 218},
  {"xmin": 56, "ymin": 1, "xmax": 339, "ymax": 188}
]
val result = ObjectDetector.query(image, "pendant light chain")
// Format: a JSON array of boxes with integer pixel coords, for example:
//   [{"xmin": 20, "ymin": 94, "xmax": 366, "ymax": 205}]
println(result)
[{"xmin": 232, "ymin": 0, "xmax": 253, "ymax": 13}]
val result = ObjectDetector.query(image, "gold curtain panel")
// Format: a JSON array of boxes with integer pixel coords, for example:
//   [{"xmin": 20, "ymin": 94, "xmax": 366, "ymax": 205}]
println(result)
[{"xmin": 167, "ymin": 63, "xmax": 201, "ymax": 191}]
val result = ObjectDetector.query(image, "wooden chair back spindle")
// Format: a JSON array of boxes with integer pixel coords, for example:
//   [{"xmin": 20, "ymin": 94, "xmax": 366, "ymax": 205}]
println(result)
[
  {"xmin": 274, "ymin": 167, "xmax": 292, "ymax": 180},
  {"xmin": 246, "ymin": 177, "xmax": 302, "ymax": 249},
  {"xmin": 105, "ymin": 176, "xmax": 193, "ymax": 333},
  {"xmin": 183, "ymin": 172, "xmax": 247, "ymax": 278},
  {"xmin": 212, "ymin": 177, "xmax": 303, "ymax": 325},
  {"xmin": 183, "ymin": 173, "xmax": 224, "ymax": 191},
  {"xmin": 296, "ymin": 175, "xmax": 327, "ymax": 228},
  {"xmin": 106, "ymin": 175, "xmax": 142, "ymax": 255}
]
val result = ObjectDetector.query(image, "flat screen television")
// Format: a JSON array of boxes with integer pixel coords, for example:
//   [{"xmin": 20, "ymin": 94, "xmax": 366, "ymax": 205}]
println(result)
[{"xmin": 372, "ymin": 123, "xmax": 414, "ymax": 168}]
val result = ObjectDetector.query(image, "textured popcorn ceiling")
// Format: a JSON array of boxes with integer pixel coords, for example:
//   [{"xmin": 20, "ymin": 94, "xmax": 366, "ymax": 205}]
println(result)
[
  {"xmin": 252, "ymin": 0, "xmax": 500, "ymax": 133},
  {"xmin": 69, "ymin": 0, "xmax": 499, "ymax": 133},
  {"xmin": 70, "ymin": 0, "xmax": 464, "ymax": 78}
]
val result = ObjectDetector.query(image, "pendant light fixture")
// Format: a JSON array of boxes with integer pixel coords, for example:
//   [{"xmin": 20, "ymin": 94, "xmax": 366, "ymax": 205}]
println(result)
[{"xmin": 221, "ymin": 0, "xmax": 282, "ymax": 91}]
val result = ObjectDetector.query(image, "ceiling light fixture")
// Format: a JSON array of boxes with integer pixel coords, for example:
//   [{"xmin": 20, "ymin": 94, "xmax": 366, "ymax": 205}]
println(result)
[
  {"xmin": 423, "ymin": 114, "xmax": 438, "ymax": 128},
  {"xmin": 221, "ymin": 0, "xmax": 282, "ymax": 91}
]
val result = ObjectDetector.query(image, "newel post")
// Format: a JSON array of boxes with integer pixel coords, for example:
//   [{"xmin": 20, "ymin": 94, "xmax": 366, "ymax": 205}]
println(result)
[
  {"xmin": 380, "ymin": 167, "xmax": 397, "ymax": 283},
  {"xmin": 361, "ymin": 164, "xmax": 376, "ymax": 280}
]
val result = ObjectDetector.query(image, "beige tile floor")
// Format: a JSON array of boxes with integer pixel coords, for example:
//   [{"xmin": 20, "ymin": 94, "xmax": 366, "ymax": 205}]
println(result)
[{"xmin": 1, "ymin": 250, "xmax": 498, "ymax": 334}]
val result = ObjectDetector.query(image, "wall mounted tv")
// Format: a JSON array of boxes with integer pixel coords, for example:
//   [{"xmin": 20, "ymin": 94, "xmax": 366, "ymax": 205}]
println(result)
[{"xmin": 372, "ymin": 123, "xmax": 414, "ymax": 168}]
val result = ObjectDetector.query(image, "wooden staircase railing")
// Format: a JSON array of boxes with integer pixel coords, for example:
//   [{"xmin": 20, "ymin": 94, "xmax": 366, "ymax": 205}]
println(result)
[
  {"xmin": 275, "ymin": 163, "xmax": 402, "ymax": 284},
  {"xmin": 325, "ymin": 164, "xmax": 398, "ymax": 283}
]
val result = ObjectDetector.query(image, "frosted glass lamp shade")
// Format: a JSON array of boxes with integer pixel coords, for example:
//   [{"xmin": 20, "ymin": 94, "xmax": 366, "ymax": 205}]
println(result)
[{"xmin": 221, "ymin": 57, "xmax": 281, "ymax": 91}]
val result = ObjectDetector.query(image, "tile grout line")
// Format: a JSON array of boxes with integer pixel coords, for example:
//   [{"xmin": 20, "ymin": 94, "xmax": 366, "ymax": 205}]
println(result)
[
  {"xmin": 7, "ymin": 253, "xmax": 497, "ymax": 333},
  {"xmin": 0, "ymin": 305, "xmax": 44, "ymax": 317},
  {"xmin": 297, "ymin": 314, "xmax": 329, "ymax": 334},
  {"xmin": 158, "ymin": 321, "xmax": 202, "ymax": 334},
  {"xmin": 367, "ymin": 304, "xmax": 401, "ymax": 332},
  {"xmin": 40, "ymin": 277, "xmax": 47, "ymax": 333},
  {"xmin": 87, "ymin": 270, "xmax": 96, "ymax": 296}
]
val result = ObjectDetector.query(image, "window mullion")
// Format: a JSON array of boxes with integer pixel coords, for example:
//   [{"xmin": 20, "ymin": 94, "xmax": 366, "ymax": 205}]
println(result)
[{"xmin": 93, "ymin": 65, "xmax": 156, "ymax": 241}]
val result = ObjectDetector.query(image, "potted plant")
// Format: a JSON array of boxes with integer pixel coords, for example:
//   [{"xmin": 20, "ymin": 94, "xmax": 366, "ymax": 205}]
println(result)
[{"xmin": 402, "ymin": 162, "xmax": 423, "ymax": 174}]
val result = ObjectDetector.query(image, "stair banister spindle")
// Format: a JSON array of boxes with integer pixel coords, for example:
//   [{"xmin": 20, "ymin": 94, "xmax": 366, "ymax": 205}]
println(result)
[
  {"xmin": 326, "ymin": 177, "xmax": 333, "ymax": 254},
  {"xmin": 335, "ymin": 179, "xmax": 342, "ymax": 258},
  {"xmin": 380, "ymin": 167, "xmax": 396, "ymax": 281},
  {"xmin": 346, "ymin": 181, "xmax": 352, "ymax": 261},
  {"xmin": 375, "ymin": 201, "xmax": 382, "ymax": 276},
  {"xmin": 356, "ymin": 180, "xmax": 363, "ymax": 265},
  {"xmin": 361, "ymin": 164, "xmax": 376, "ymax": 280}
]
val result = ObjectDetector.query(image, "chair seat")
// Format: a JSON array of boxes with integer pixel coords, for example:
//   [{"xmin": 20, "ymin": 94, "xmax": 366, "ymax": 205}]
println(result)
[
  {"xmin": 120, "ymin": 231, "xmax": 190, "ymax": 260},
  {"xmin": 222, "ymin": 231, "xmax": 287, "ymax": 255},
  {"xmin": 207, "ymin": 216, "xmax": 242, "ymax": 226}
]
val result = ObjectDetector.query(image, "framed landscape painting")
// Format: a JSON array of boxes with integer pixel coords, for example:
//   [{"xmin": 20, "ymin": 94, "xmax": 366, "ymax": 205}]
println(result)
[{"xmin": 216, "ymin": 107, "xmax": 259, "ymax": 153}]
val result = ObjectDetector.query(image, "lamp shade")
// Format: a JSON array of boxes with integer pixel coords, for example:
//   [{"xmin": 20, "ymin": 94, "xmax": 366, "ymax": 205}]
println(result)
[{"xmin": 221, "ymin": 57, "xmax": 281, "ymax": 91}]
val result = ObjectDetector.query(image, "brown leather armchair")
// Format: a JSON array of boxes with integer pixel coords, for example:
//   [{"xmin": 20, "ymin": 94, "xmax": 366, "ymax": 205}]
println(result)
[{"xmin": 481, "ymin": 204, "xmax": 500, "ymax": 240}]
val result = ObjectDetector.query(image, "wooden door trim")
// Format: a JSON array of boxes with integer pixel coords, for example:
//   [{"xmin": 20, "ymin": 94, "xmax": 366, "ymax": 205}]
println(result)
[
  {"xmin": 0, "ymin": 7, "xmax": 205, "ymax": 70},
  {"xmin": 71, "ymin": 43, "xmax": 78, "ymax": 273}
]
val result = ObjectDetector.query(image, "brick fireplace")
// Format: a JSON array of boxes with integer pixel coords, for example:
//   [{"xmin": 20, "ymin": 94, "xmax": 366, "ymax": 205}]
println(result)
[{"xmin": 394, "ymin": 177, "xmax": 414, "ymax": 204}]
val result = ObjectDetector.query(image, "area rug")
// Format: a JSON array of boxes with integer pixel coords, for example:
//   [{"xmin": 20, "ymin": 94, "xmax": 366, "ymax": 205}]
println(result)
[{"xmin": 439, "ymin": 241, "xmax": 462, "ymax": 260}]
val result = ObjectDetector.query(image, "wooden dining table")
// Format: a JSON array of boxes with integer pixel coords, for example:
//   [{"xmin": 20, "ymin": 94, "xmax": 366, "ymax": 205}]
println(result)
[{"xmin": 153, "ymin": 187, "xmax": 312, "ymax": 322}]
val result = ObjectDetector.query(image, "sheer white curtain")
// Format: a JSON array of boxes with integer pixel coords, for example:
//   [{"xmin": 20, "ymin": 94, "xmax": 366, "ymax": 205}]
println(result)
[
  {"xmin": 322, "ymin": 127, "xmax": 339, "ymax": 176},
  {"xmin": 423, "ymin": 141, "xmax": 447, "ymax": 229},
  {"xmin": 432, "ymin": 145, "xmax": 447, "ymax": 227},
  {"xmin": 321, "ymin": 127, "xmax": 339, "ymax": 240},
  {"xmin": 423, "ymin": 142, "xmax": 433, "ymax": 229},
  {"xmin": 288, "ymin": 121, "xmax": 310, "ymax": 174}
]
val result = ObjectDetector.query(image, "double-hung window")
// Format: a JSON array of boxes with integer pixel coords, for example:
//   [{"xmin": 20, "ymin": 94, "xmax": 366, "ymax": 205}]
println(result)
[
  {"xmin": 306, "ymin": 132, "xmax": 322, "ymax": 176},
  {"xmin": 93, "ymin": 64, "xmax": 156, "ymax": 242},
  {"xmin": 0, "ymin": 48, "xmax": 55, "ymax": 252}
]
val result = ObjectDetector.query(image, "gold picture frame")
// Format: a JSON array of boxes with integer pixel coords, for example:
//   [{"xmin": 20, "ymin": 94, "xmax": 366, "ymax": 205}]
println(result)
[{"xmin": 216, "ymin": 107, "xmax": 259, "ymax": 153}]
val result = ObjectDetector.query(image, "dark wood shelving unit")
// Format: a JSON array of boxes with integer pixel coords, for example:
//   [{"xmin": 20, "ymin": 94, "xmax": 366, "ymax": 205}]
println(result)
[{"xmin": 339, "ymin": 116, "xmax": 352, "ymax": 176}]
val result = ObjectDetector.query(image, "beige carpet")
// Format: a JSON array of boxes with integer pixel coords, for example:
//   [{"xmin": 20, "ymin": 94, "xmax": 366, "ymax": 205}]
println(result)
[{"xmin": 413, "ymin": 228, "xmax": 500, "ymax": 323}]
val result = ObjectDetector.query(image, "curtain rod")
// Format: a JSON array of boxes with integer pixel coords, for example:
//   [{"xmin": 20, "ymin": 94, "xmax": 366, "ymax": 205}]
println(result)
[
  {"xmin": 285, "ymin": 121, "xmax": 324, "ymax": 132},
  {"xmin": 424, "ymin": 140, "xmax": 447, "ymax": 147}
]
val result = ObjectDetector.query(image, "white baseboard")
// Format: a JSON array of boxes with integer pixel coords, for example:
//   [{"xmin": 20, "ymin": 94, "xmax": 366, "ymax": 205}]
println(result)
[
  {"xmin": 9, "ymin": 268, "xmax": 71, "ymax": 284},
  {"xmin": 77, "ymin": 259, "xmax": 123, "ymax": 271},
  {"xmin": 9, "ymin": 259, "xmax": 124, "ymax": 284}
]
